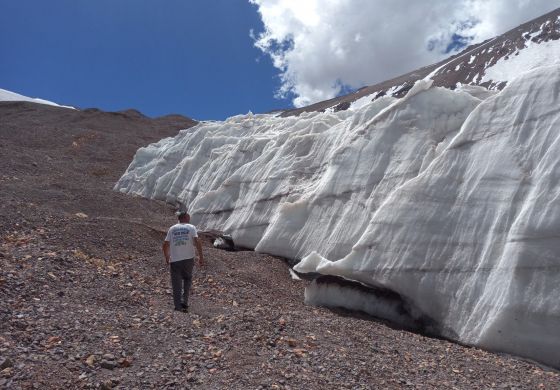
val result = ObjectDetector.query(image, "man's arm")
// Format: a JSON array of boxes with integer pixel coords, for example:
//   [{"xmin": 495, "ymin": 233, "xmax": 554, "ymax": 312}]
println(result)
[
  {"xmin": 162, "ymin": 241, "xmax": 170, "ymax": 265},
  {"xmin": 193, "ymin": 237, "xmax": 205, "ymax": 266}
]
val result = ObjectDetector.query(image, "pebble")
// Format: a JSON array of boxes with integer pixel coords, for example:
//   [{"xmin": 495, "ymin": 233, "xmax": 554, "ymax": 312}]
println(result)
[
  {"xmin": 0, "ymin": 357, "xmax": 13, "ymax": 370},
  {"xmin": 102, "ymin": 353, "xmax": 116, "ymax": 361},
  {"xmin": 99, "ymin": 380, "xmax": 113, "ymax": 390},
  {"xmin": 100, "ymin": 360, "xmax": 117, "ymax": 370}
]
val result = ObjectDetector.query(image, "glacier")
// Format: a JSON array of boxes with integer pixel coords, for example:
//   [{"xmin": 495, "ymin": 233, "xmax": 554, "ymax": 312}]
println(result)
[{"xmin": 116, "ymin": 65, "xmax": 560, "ymax": 368}]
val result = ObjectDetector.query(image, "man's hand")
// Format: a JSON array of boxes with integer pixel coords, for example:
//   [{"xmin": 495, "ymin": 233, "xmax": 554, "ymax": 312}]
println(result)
[
  {"xmin": 162, "ymin": 241, "xmax": 171, "ymax": 266},
  {"xmin": 194, "ymin": 237, "xmax": 205, "ymax": 267}
]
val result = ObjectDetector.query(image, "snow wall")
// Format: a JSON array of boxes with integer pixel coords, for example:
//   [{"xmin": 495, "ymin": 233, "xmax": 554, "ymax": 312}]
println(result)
[{"xmin": 116, "ymin": 65, "xmax": 560, "ymax": 368}]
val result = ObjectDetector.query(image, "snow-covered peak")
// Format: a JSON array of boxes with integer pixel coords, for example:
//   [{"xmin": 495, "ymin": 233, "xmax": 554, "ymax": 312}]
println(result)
[
  {"xmin": 0, "ymin": 88, "xmax": 74, "ymax": 109},
  {"xmin": 282, "ymin": 7, "xmax": 560, "ymax": 117}
]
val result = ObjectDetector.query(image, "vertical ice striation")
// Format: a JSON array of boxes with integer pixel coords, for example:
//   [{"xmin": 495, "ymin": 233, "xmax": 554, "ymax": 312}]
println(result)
[
  {"xmin": 116, "ymin": 66, "xmax": 560, "ymax": 368},
  {"xmin": 296, "ymin": 65, "xmax": 560, "ymax": 368}
]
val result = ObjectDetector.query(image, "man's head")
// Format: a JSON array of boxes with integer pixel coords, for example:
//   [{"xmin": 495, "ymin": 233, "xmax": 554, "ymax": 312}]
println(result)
[{"xmin": 176, "ymin": 210, "xmax": 190, "ymax": 223}]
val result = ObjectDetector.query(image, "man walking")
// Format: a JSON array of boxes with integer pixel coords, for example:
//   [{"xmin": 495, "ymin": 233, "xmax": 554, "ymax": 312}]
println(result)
[{"xmin": 162, "ymin": 211, "xmax": 205, "ymax": 312}]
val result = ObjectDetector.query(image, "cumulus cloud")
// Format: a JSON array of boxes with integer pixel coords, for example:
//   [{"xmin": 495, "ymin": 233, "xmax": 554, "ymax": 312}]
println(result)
[{"xmin": 250, "ymin": 0, "xmax": 560, "ymax": 107}]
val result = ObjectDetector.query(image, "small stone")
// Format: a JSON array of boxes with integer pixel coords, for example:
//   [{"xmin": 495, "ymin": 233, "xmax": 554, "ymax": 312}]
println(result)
[
  {"xmin": 1, "ymin": 367, "xmax": 14, "ymax": 377},
  {"xmin": 85, "ymin": 355, "xmax": 95, "ymax": 367},
  {"xmin": 100, "ymin": 380, "xmax": 113, "ymax": 390},
  {"xmin": 102, "ymin": 354, "xmax": 116, "ymax": 361},
  {"xmin": 100, "ymin": 360, "xmax": 117, "ymax": 370},
  {"xmin": 0, "ymin": 357, "xmax": 13, "ymax": 370},
  {"xmin": 117, "ymin": 357, "xmax": 132, "ymax": 367}
]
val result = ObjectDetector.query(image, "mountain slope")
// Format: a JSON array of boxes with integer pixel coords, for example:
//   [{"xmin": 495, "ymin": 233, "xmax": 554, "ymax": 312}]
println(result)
[
  {"xmin": 5, "ymin": 102, "xmax": 559, "ymax": 388},
  {"xmin": 281, "ymin": 7, "xmax": 560, "ymax": 116},
  {"xmin": 0, "ymin": 101, "xmax": 196, "ymax": 235}
]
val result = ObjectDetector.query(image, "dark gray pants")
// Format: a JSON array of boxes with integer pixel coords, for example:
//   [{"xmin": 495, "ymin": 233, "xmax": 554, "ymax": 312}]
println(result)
[{"xmin": 170, "ymin": 258, "xmax": 194, "ymax": 310}]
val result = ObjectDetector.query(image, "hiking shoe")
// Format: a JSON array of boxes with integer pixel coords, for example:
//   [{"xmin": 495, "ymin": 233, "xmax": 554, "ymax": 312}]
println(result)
[{"xmin": 181, "ymin": 303, "xmax": 189, "ymax": 312}]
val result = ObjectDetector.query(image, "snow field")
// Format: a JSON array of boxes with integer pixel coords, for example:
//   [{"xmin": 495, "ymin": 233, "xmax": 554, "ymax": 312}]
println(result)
[
  {"xmin": 482, "ymin": 39, "xmax": 560, "ymax": 84},
  {"xmin": 0, "ymin": 88, "xmax": 74, "ymax": 109}
]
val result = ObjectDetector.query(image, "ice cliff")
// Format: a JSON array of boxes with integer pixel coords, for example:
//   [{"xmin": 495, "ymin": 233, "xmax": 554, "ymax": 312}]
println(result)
[{"xmin": 116, "ymin": 65, "xmax": 560, "ymax": 368}]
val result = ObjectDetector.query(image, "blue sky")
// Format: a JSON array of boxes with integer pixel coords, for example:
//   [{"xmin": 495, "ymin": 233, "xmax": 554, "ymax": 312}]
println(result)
[
  {"xmin": 0, "ymin": 0, "xmax": 288, "ymax": 120},
  {"xmin": 2, "ymin": 1, "xmax": 558, "ymax": 120}
]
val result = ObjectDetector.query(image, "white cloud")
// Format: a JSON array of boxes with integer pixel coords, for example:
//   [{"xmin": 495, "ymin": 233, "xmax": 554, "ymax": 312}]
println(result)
[{"xmin": 250, "ymin": 0, "xmax": 560, "ymax": 107}]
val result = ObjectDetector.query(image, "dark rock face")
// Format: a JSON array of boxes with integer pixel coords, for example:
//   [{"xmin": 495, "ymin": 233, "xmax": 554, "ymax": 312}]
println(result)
[
  {"xmin": 281, "ymin": 7, "xmax": 560, "ymax": 117},
  {"xmin": 213, "ymin": 235, "xmax": 236, "ymax": 251},
  {"xmin": 333, "ymin": 101, "xmax": 351, "ymax": 112}
]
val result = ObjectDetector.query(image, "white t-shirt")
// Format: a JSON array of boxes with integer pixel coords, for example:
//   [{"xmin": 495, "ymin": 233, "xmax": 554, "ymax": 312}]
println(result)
[{"xmin": 165, "ymin": 223, "xmax": 198, "ymax": 262}]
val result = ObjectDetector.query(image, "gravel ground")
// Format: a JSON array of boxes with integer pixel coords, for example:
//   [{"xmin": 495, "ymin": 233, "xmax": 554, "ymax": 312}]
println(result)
[{"xmin": 1, "ymin": 102, "xmax": 558, "ymax": 389}]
